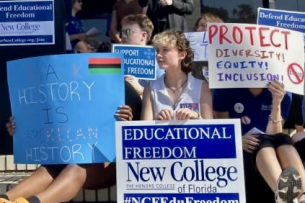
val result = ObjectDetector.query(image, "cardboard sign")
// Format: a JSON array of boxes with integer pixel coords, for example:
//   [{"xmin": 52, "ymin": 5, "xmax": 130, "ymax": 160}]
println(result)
[
  {"xmin": 208, "ymin": 23, "xmax": 304, "ymax": 95},
  {"xmin": 116, "ymin": 119, "xmax": 246, "ymax": 203},
  {"xmin": 7, "ymin": 53, "xmax": 125, "ymax": 164},
  {"xmin": 0, "ymin": 0, "xmax": 55, "ymax": 45}
]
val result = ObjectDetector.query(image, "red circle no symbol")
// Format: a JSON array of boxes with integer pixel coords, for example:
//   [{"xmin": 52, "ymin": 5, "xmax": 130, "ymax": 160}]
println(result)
[{"xmin": 287, "ymin": 63, "xmax": 304, "ymax": 84}]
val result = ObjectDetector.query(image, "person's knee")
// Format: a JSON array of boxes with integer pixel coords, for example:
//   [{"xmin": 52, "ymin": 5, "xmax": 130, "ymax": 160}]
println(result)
[
  {"xmin": 64, "ymin": 165, "xmax": 87, "ymax": 184},
  {"xmin": 292, "ymin": 132, "xmax": 305, "ymax": 143}
]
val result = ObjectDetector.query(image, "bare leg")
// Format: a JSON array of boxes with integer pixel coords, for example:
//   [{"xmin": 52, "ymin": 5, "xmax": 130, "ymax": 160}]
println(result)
[
  {"xmin": 35, "ymin": 163, "xmax": 117, "ymax": 203},
  {"xmin": 292, "ymin": 132, "xmax": 305, "ymax": 144},
  {"xmin": 256, "ymin": 147, "xmax": 282, "ymax": 191},
  {"xmin": 36, "ymin": 165, "xmax": 86, "ymax": 203},
  {"xmin": 277, "ymin": 145, "xmax": 305, "ymax": 198},
  {"xmin": 5, "ymin": 166, "xmax": 55, "ymax": 200}
]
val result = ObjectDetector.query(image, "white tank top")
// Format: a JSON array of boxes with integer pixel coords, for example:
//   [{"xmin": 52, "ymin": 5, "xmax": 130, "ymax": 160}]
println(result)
[{"xmin": 150, "ymin": 74, "xmax": 203, "ymax": 119}]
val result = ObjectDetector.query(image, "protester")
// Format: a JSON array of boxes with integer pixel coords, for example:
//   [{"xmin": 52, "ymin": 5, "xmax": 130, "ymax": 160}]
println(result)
[
  {"xmin": 194, "ymin": 12, "xmax": 223, "ymax": 32},
  {"xmin": 119, "ymin": 14, "xmax": 164, "ymax": 96},
  {"xmin": 141, "ymin": 29, "xmax": 213, "ymax": 120},
  {"xmin": 66, "ymin": 0, "xmax": 100, "ymax": 53},
  {"xmin": 213, "ymin": 84, "xmax": 305, "ymax": 203},
  {"xmin": 109, "ymin": 0, "xmax": 146, "ymax": 43},
  {"xmin": 0, "ymin": 82, "xmax": 141, "ymax": 203},
  {"xmin": 66, "ymin": 0, "xmax": 88, "ymax": 52},
  {"xmin": 138, "ymin": 0, "xmax": 194, "ymax": 39}
]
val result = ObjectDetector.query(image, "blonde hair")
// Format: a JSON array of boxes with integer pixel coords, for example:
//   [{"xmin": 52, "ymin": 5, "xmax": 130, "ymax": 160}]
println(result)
[
  {"xmin": 152, "ymin": 29, "xmax": 194, "ymax": 73},
  {"xmin": 121, "ymin": 14, "xmax": 154, "ymax": 42}
]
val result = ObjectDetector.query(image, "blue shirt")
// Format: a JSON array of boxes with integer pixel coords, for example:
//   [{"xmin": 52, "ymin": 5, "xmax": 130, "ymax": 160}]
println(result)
[
  {"xmin": 66, "ymin": 16, "xmax": 85, "ymax": 48},
  {"xmin": 213, "ymin": 88, "xmax": 292, "ymax": 135},
  {"xmin": 139, "ymin": 66, "xmax": 165, "ymax": 87}
]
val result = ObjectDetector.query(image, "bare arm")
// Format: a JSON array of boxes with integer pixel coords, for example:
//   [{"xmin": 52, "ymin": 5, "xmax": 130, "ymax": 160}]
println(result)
[
  {"xmin": 200, "ymin": 82, "xmax": 213, "ymax": 119},
  {"xmin": 265, "ymin": 81, "xmax": 287, "ymax": 134},
  {"xmin": 69, "ymin": 33, "xmax": 86, "ymax": 41},
  {"xmin": 141, "ymin": 84, "xmax": 154, "ymax": 120},
  {"xmin": 171, "ymin": 0, "xmax": 194, "ymax": 15},
  {"xmin": 109, "ymin": 10, "xmax": 121, "ymax": 43},
  {"xmin": 265, "ymin": 104, "xmax": 284, "ymax": 134}
]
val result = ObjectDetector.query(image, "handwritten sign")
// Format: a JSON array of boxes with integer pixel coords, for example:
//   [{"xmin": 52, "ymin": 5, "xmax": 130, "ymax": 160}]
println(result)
[
  {"xmin": 0, "ymin": 0, "xmax": 54, "ymax": 45},
  {"xmin": 112, "ymin": 44, "xmax": 156, "ymax": 80},
  {"xmin": 7, "ymin": 53, "xmax": 125, "ymax": 164},
  {"xmin": 185, "ymin": 32, "xmax": 208, "ymax": 61},
  {"xmin": 208, "ymin": 23, "xmax": 305, "ymax": 95},
  {"xmin": 257, "ymin": 8, "xmax": 305, "ymax": 52},
  {"xmin": 116, "ymin": 119, "xmax": 246, "ymax": 203}
]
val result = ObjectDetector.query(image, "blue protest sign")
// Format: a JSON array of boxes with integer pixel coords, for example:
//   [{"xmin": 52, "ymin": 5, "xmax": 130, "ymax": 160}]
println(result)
[
  {"xmin": 0, "ymin": 0, "xmax": 54, "ymax": 45},
  {"xmin": 257, "ymin": 8, "xmax": 305, "ymax": 51},
  {"xmin": 115, "ymin": 119, "xmax": 246, "ymax": 203},
  {"xmin": 112, "ymin": 44, "xmax": 156, "ymax": 80},
  {"xmin": 7, "ymin": 53, "xmax": 125, "ymax": 164}
]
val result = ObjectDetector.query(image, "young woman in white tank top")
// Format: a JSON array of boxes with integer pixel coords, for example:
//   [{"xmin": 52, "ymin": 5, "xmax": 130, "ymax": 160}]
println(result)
[{"xmin": 141, "ymin": 30, "xmax": 213, "ymax": 120}]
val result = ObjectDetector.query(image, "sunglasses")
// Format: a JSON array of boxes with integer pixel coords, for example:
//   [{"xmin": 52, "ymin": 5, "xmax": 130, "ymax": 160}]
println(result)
[{"xmin": 119, "ymin": 29, "xmax": 143, "ymax": 38}]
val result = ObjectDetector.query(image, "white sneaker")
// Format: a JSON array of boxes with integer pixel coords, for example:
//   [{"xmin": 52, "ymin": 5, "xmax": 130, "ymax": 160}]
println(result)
[{"xmin": 275, "ymin": 167, "xmax": 302, "ymax": 203}]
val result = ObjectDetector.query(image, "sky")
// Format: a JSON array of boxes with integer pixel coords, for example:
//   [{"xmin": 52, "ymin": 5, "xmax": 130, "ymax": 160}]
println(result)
[{"xmin": 201, "ymin": 0, "xmax": 305, "ymax": 15}]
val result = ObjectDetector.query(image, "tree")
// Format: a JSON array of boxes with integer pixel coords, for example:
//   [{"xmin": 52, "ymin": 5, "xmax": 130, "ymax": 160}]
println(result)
[
  {"xmin": 232, "ymin": 4, "xmax": 256, "ymax": 23},
  {"xmin": 201, "ymin": 5, "xmax": 230, "ymax": 22}
]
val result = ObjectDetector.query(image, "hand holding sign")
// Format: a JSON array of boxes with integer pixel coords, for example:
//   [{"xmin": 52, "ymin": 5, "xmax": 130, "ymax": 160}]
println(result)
[
  {"xmin": 116, "ymin": 105, "xmax": 133, "ymax": 121},
  {"xmin": 156, "ymin": 109, "xmax": 174, "ymax": 120},
  {"xmin": 267, "ymin": 80, "xmax": 285, "ymax": 106},
  {"xmin": 176, "ymin": 108, "xmax": 198, "ymax": 120}
]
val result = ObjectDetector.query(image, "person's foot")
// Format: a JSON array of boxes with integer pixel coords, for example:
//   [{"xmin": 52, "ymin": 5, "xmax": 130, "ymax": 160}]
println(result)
[{"xmin": 275, "ymin": 166, "xmax": 302, "ymax": 203}]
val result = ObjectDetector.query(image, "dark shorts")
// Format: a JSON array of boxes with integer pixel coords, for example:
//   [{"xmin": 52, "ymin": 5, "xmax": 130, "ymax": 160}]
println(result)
[
  {"xmin": 244, "ymin": 133, "xmax": 293, "ymax": 203},
  {"xmin": 41, "ymin": 164, "xmax": 67, "ymax": 178},
  {"xmin": 256, "ymin": 133, "xmax": 293, "ymax": 154}
]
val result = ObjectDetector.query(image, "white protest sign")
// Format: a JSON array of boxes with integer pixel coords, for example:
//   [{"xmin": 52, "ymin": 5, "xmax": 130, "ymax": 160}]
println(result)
[
  {"xmin": 208, "ymin": 23, "xmax": 305, "ymax": 95},
  {"xmin": 116, "ymin": 119, "xmax": 246, "ymax": 203},
  {"xmin": 185, "ymin": 32, "xmax": 208, "ymax": 61}
]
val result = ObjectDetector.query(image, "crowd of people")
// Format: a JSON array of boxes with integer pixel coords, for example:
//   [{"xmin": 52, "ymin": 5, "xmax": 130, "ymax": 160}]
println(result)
[{"xmin": 2, "ymin": 0, "xmax": 305, "ymax": 203}]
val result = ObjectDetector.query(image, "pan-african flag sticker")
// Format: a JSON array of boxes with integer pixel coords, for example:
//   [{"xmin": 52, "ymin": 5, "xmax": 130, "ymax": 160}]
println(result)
[{"xmin": 89, "ymin": 57, "xmax": 121, "ymax": 74}]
